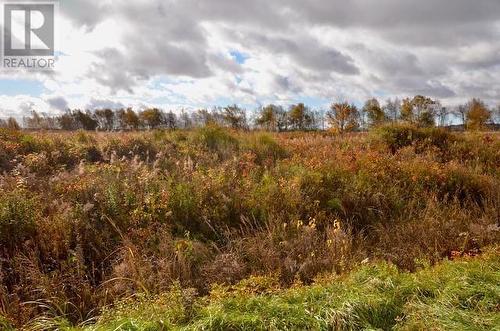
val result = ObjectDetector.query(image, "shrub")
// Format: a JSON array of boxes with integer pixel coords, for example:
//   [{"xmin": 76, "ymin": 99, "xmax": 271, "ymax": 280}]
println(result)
[
  {"xmin": 193, "ymin": 125, "xmax": 239, "ymax": 156},
  {"xmin": 103, "ymin": 136, "xmax": 157, "ymax": 161},
  {"xmin": 375, "ymin": 124, "xmax": 457, "ymax": 154},
  {"xmin": 244, "ymin": 133, "xmax": 287, "ymax": 164},
  {"xmin": 0, "ymin": 190, "xmax": 39, "ymax": 250}
]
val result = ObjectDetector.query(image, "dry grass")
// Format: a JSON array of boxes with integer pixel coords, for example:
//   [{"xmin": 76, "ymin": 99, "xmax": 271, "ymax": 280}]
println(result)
[{"xmin": 0, "ymin": 126, "xmax": 498, "ymax": 328}]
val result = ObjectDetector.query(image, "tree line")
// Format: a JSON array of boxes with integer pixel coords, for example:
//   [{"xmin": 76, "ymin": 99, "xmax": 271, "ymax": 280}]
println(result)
[{"xmin": 1, "ymin": 95, "xmax": 499, "ymax": 132}]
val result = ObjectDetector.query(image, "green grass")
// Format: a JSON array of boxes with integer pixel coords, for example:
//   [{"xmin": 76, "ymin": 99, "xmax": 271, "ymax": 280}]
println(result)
[{"xmin": 40, "ymin": 246, "xmax": 496, "ymax": 331}]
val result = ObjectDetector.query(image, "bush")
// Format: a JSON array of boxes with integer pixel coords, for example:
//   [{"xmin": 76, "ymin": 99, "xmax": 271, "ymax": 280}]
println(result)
[
  {"xmin": 375, "ymin": 124, "xmax": 457, "ymax": 154},
  {"xmin": 193, "ymin": 125, "xmax": 239, "ymax": 156},
  {"xmin": 0, "ymin": 190, "xmax": 39, "ymax": 250},
  {"xmin": 244, "ymin": 133, "xmax": 287, "ymax": 164},
  {"xmin": 103, "ymin": 136, "xmax": 157, "ymax": 161}
]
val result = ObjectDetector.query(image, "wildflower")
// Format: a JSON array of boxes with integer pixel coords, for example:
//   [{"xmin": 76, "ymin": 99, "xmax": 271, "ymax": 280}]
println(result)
[{"xmin": 333, "ymin": 219, "xmax": 341, "ymax": 231}]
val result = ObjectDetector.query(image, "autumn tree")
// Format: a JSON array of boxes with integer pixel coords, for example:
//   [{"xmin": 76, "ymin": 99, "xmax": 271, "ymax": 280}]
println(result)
[
  {"xmin": 179, "ymin": 110, "xmax": 192, "ymax": 129},
  {"xmin": 255, "ymin": 104, "xmax": 280, "ymax": 131},
  {"xmin": 117, "ymin": 108, "xmax": 140, "ymax": 130},
  {"xmin": 288, "ymin": 103, "xmax": 313, "ymax": 130},
  {"xmin": 193, "ymin": 109, "xmax": 215, "ymax": 127},
  {"xmin": 165, "ymin": 111, "xmax": 178, "ymax": 129},
  {"xmin": 94, "ymin": 109, "xmax": 115, "ymax": 131},
  {"xmin": 383, "ymin": 98, "xmax": 401, "ymax": 123},
  {"xmin": 400, "ymin": 98, "xmax": 414, "ymax": 123},
  {"xmin": 222, "ymin": 105, "xmax": 247, "ymax": 129},
  {"xmin": 466, "ymin": 98, "xmax": 490, "ymax": 131},
  {"xmin": 410, "ymin": 95, "xmax": 436, "ymax": 127},
  {"xmin": 363, "ymin": 98, "xmax": 386, "ymax": 127},
  {"xmin": 23, "ymin": 111, "xmax": 57, "ymax": 130},
  {"xmin": 326, "ymin": 102, "xmax": 359, "ymax": 133},
  {"xmin": 140, "ymin": 108, "xmax": 164, "ymax": 129},
  {"xmin": 75, "ymin": 110, "xmax": 99, "ymax": 130},
  {"xmin": 0, "ymin": 117, "xmax": 20, "ymax": 130},
  {"xmin": 58, "ymin": 111, "xmax": 78, "ymax": 130},
  {"xmin": 400, "ymin": 96, "xmax": 436, "ymax": 127},
  {"xmin": 418, "ymin": 111, "xmax": 435, "ymax": 127}
]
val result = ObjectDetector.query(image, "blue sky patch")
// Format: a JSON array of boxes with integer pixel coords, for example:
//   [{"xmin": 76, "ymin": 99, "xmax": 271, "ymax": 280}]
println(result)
[
  {"xmin": 0, "ymin": 79, "xmax": 45, "ymax": 97},
  {"xmin": 230, "ymin": 51, "xmax": 249, "ymax": 64}
]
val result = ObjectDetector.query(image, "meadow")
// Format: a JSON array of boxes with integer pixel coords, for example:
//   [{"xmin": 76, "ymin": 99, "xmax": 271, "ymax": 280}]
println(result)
[{"xmin": 0, "ymin": 125, "xmax": 499, "ymax": 330}]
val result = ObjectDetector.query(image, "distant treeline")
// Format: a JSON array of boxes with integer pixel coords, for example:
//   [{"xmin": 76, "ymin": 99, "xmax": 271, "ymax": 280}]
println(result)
[{"xmin": 1, "ymin": 95, "xmax": 499, "ymax": 132}]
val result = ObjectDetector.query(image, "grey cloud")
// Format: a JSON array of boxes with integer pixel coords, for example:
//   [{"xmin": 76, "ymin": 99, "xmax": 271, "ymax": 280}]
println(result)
[
  {"xmin": 86, "ymin": 98, "xmax": 125, "ymax": 110},
  {"xmin": 224, "ymin": 30, "xmax": 359, "ymax": 75},
  {"xmin": 46, "ymin": 96, "xmax": 68, "ymax": 111},
  {"xmin": 60, "ymin": 0, "xmax": 500, "ymax": 104}
]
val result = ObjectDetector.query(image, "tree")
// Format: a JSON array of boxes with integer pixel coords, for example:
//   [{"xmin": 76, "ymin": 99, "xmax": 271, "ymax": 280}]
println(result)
[
  {"xmin": 58, "ymin": 111, "xmax": 78, "ymax": 130},
  {"xmin": 436, "ymin": 105, "xmax": 448, "ymax": 127},
  {"xmin": 256, "ymin": 104, "xmax": 280, "ymax": 131},
  {"xmin": 94, "ymin": 109, "xmax": 115, "ymax": 131},
  {"xmin": 193, "ymin": 109, "xmax": 214, "ymax": 127},
  {"xmin": 400, "ymin": 98, "xmax": 414, "ymax": 123},
  {"xmin": 455, "ymin": 104, "xmax": 468, "ymax": 128},
  {"xmin": 275, "ymin": 106, "xmax": 289, "ymax": 132},
  {"xmin": 124, "ymin": 108, "xmax": 141, "ymax": 130},
  {"xmin": 418, "ymin": 111, "xmax": 435, "ymax": 127},
  {"xmin": 23, "ymin": 111, "xmax": 44, "ymax": 129},
  {"xmin": 363, "ymin": 98, "xmax": 386, "ymax": 128},
  {"xmin": 179, "ymin": 110, "xmax": 192, "ymax": 129},
  {"xmin": 222, "ymin": 105, "xmax": 247, "ymax": 129},
  {"xmin": 140, "ymin": 108, "xmax": 164, "ymax": 129},
  {"xmin": 288, "ymin": 103, "xmax": 313, "ymax": 131},
  {"xmin": 384, "ymin": 98, "xmax": 401, "ymax": 123},
  {"xmin": 165, "ymin": 111, "xmax": 178, "ymax": 129},
  {"xmin": 491, "ymin": 105, "xmax": 500, "ymax": 125},
  {"xmin": 411, "ymin": 95, "xmax": 437, "ymax": 127},
  {"xmin": 466, "ymin": 98, "xmax": 490, "ymax": 131},
  {"xmin": 1, "ymin": 117, "xmax": 20, "ymax": 130},
  {"xmin": 326, "ymin": 102, "xmax": 359, "ymax": 133},
  {"xmin": 76, "ymin": 110, "xmax": 99, "ymax": 130}
]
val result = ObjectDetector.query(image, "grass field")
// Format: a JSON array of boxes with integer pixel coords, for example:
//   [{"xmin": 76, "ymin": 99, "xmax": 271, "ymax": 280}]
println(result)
[{"xmin": 0, "ymin": 125, "xmax": 499, "ymax": 329}]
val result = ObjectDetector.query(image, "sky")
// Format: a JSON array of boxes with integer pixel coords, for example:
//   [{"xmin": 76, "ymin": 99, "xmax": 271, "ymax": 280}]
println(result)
[{"xmin": 1, "ymin": 0, "xmax": 500, "ymax": 118}]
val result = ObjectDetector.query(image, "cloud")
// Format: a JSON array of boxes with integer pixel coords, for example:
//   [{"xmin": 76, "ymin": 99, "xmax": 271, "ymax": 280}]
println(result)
[
  {"xmin": 86, "ymin": 98, "xmax": 125, "ymax": 110},
  {"xmin": 3, "ymin": 0, "xmax": 499, "ymax": 110},
  {"xmin": 46, "ymin": 96, "xmax": 69, "ymax": 111}
]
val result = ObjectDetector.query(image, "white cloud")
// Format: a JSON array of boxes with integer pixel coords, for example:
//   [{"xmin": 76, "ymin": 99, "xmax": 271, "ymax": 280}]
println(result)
[{"xmin": 1, "ymin": 0, "xmax": 500, "ymax": 116}]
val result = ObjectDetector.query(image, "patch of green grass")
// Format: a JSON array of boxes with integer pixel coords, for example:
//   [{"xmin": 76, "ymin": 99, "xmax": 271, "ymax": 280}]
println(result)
[{"xmin": 81, "ymin": 247, "xmax": 499, "ymax": 331}]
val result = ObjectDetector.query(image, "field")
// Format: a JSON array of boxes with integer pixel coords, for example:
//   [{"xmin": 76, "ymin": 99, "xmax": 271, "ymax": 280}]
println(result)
[{"xmin": 0, "ymin": 126, "xmax": 499, "ymax": 330}]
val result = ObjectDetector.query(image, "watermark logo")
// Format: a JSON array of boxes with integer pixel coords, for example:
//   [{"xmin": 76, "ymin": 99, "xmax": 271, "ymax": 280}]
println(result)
[{"xmin": 1, "ymin": 1, "xmax": 57, "ymax": 70}]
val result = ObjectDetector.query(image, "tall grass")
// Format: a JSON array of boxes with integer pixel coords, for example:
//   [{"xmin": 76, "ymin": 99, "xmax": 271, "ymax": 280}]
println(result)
[{"xmin": 0, "ymin": 126, "xmax": 498, "ymax": 328}]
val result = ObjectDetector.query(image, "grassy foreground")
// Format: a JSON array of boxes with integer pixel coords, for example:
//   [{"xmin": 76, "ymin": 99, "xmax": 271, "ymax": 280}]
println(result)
[{"xmin": 12, "ymin": 247, "xmax": 496, "ymax": 331}]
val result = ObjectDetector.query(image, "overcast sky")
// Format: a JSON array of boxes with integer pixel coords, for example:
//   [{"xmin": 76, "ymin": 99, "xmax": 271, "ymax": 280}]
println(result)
[{"xmin": 1, "ymin": 0, "xmax": 500, "ymax": 118}]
